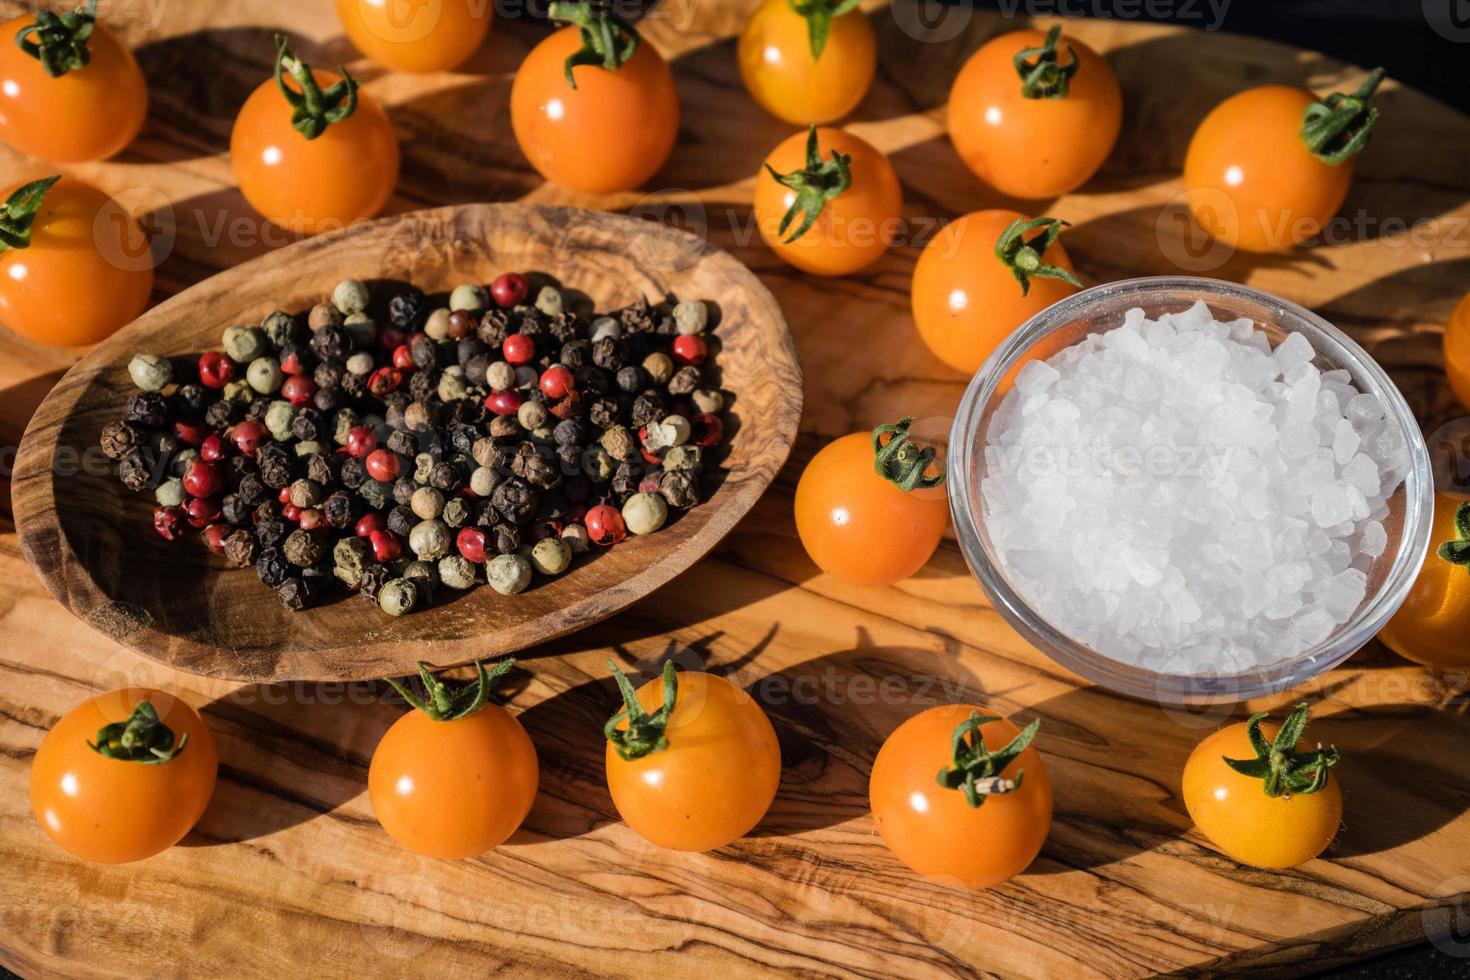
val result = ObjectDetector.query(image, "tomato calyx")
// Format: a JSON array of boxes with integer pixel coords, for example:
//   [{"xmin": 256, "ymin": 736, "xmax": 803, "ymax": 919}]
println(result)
[
  {"xmin": 1301, "ymin": 67, "xmax": 1386, "ymax": 166},
  {"xmin": 1436, "ymin": 500, "xmax": 1470, "ymax": 571},
  {"xmin": 272, "ymin": 33, "xmax": 359, "ymax": 141},
  {"xmin": 0, "ymin": 175, "xmax": 59, "ymax": 253},
  {"xmin": 995, "ymin": 216, "xmax": 1084, "ymax": 297},
  {"xmin": 936, "ymin": 711, "xmax": 1040, "ymax": 808},
  {"xmin": 787, "ymin": 0, "xmax": 861, "ymax": 61},
  {"xmin": 548, "ymin": 1, "xmax": 640, "ymax": 90},
  {"xmin": 1013, "ymin": 25, "xmax": 1078, "ymax": 100},
  {"xmin": 764, "ymin": 125, "xmax": 852, "ymax": 243},
  {"xmin": 873, "ymin": 417, "xmax": 945, "ymax": 492},
  {"xmin": 385, "ymin": 658, "xmax": 514, "ymax": 722},
  {"xmin": 87, "ymin": 700, "xmax": 190, "ymax": 765},
  {"xmin": 604, "ymin": 659, "xmax": 677, "ymax": 761},
  {"xmin": 1222, "ymin": 702, "xmax": 1340, "ymax": 798},
  {"xmin": 14, "ymin": 0, "xmax": 97, "ymax": 78}
]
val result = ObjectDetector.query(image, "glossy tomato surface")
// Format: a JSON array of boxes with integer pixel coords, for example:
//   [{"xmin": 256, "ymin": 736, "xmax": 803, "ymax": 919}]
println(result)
[
  {"xmin": 1445, "ymin": 292, "xmax": 1470, "ymax": 412},
  {"xmin": 948, "ymin": 28, "xmax": 1120, "ymax": 199},
  {"xmin": 911, "ymin": 209, "xmax": 1080, "ymax": 375},
  {"xmin": 794, "ymin": 430, "xmax": 948, "ymax": 585},
  {"xmin": 1182, "ymin": 720, "xmax": 1342, "ymax": 868},
  {"xmin": 30, "ymin": 688, "xmax": 218, "ymax": 863},
  {"xmin": 605, "ymin": 670, "xmax": 780, "ymax": 851},
  {"xmin": 1378, "ymin": 491, "xmax": 1470, "ymax": 669},
  {"xmin": 334, "ymin": 0, "xmax": 491, "ymax": 72},
  {"xmin": 369, "ymin": 704, "xmax": 539, "ymax": 859},
  {"xmin": 869, "ymin": 705, "xmax": 1051, "ymax": 888},
  {"xmin": 1184, "ymin": 85, "xmax": 1351, "ymax": 253},
  {"xmin": 230, "ymin": 71, "xmax": 400, "ymax": 234},
  {"xmin": 510, "ymin": 27, "xmax": 679, "ymax": 195},
  {"xmin": 737, "ymin": 0, "xmax": 875, "ymax": 125},
  {"xmin": 754, "ymin": 126, "xmax": 902, "ymax": 276},
  {"xmin": 0, "ymin": 177, "xmax": 154, "ymax": 347},
  {"xmin": 0, "ymin": 14, "xmax": 147, "ymax": 163}
]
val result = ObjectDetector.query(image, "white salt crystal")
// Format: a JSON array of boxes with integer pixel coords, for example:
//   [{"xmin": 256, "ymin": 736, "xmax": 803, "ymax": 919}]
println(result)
[
  {"xmin": 1332, "ymin": 418, "xmax": 1361, "ymax": 464},
  {"xmin": 1015, "ymin": 359, "xmax": 1060, "ymax": 396},
  {"xmin": 1278, "ymin": 422, "xmax": 1319, "ymax": 459},
  {"xmin": 1346, "ymin": 392, "xmax": 1385, "ymax": 424},
  {"xmin": 1360, "ymin": 520, "xmax": 1387, "ymax": 557},
  {"xmin": 1274, "ymin": 331, "xmax": 1316, "ymax": 373},
  {"xmin": 1342, "ymin": 452, "xmax": 1382, "ymax": 496},
  {"xmin": 1311, "ymin": 485, "xmax": 1353, "ymax": 527}
]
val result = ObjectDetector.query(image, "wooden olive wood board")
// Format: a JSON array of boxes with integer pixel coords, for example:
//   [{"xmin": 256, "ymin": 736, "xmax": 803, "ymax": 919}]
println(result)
[
  {"xmin": 10, "ymin": 203, "xmax": 801, "ymax": 681},
  {"xmin": 2, "ymin": 1, "xmax": 1470, "ymax": 977}
]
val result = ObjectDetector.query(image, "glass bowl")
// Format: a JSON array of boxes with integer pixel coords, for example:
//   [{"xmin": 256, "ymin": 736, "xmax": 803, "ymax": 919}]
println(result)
[{"xmin": 947, "ymin": 277, "xmax": 1433, "ymax": 704}]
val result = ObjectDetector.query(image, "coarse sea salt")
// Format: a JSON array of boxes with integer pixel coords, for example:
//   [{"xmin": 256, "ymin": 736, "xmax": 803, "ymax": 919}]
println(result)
[{"xmin": 982, "ymin": 301, "xmax": 1408, "ymax": 674}]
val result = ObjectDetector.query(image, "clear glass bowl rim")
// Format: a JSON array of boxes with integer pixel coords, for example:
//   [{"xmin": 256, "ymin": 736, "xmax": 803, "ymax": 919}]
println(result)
[{"xmin": 946, "ymin": 276, "xmax": 1433, "ymax": 705}]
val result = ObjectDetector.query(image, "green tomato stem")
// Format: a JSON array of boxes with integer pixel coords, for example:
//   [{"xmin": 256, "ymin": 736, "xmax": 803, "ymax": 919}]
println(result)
[
  {"xmin": 0, "ymin": 175, "xmax": 60, "ymax": 253},
  {"xmin": 1221, "ymin": 702, "xmax": 1340, "ymax": 798},
  {"xmin": 994, "ymin": 216, "xmax": 1084, "ymax": 297},
  {"xmin": 763, "ymin": 125, "xmax": 853, "ymax": 244},
  {"xmin": 549, "ymin": 1, "xmax": 640, "ymax": 90},
  {"xmin": 1013, "ymin": 25, "xmax": 1078, "ymax": 100},
  {"xmin": 872, "ymin": 417, "xmax": 945, "ymax": 492},
  {"xmin": 1301, "ymin": 67, "xmax": 1386, "ymax": 166},
  {"xmin": 14, "ymin": 0, "xmax": 97, "ymax": 78},
  {"xmin": 787, "ymin": 0, "xmax": 862, "ymax": 61},
  {"xmin": 385, "ymin": 658, "xmax": 513, "ymax": 721},
  {"xmin": 88, "ymin": 700, "xmax": 189, "ymax": 765},
  {"xmin": 935, "ymin": 711, "xmax": 1040, "ymax": 808},
  {"xmin": 273, "ymin": 34, "xmax": 359, "ymax": 141},
  {"xmin": 604, "ymin": 659, "xmax": 678, "ymax": 761},
  {"xmin": 1435, "ymin": 500, "xmax": 1470, "ymax": 572}
]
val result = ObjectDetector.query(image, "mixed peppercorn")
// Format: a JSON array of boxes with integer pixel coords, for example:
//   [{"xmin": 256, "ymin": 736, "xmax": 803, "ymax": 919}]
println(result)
[{"xmin": 100, "ymin": 274, "xmax": 727, "ymax": 617}]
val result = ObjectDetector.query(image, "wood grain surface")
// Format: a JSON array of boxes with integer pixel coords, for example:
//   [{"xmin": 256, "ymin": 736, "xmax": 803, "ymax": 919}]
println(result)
[
  {"xmin": 2, "ymin": 0, "xmax": 1470, "ymax": 977},
  {"xmin": 10, "ymin": 203, "xmax": 801, "ymax": 682}
]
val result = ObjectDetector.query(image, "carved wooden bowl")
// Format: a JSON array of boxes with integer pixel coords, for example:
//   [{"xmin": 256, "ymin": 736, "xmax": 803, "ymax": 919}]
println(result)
[{"xmin": 12, "ymin": 204, "xmax": 801, "ymax": 682}]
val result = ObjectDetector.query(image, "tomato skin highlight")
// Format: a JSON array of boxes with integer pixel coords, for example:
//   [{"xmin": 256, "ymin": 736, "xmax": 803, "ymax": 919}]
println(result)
[
  {"xmin": 0, "ymin": 177, "xmax": 154, "ymax": 347},
  {"xmin": 1378, "ymin": 491, "xmax": 1470, "ymax": 669},
  {"xmin": 29, "ymin": 688, "xmax": 218, "ymax": 864},
  {"xmin": 605, "ymin": 670, "xmax": 780, "ymax": 851},
  {"xmin": 369, "ymin": 705, "xmax": 539, "ymax": 859},
  {"xmin": 510, "ymin": 27, "xmax": 679, "ymax": 195},
  {"xmin": 0, "ymin": 14, "xmax": 147, "ymax": 163},
  {"xmin": 869, "ymin": 706, "xmax": 1052, "ymax": 888},
  {"xmin": 1182, "ymin": 720, "xmax": 1342, "ymax": 868},
  {"xmin": 333, "ymin": 0, "xmax": 492, "ymax": 73},
  {"xmin": 947, "ymin": 29, "xmax": 1120, "ymax": 200},
  {"xmin": 737, "ymin": 0, "xmax": 875, "ymax": 125}
]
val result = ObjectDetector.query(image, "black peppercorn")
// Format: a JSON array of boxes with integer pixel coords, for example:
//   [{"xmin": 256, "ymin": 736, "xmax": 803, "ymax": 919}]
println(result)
[
  {"xmin": 477, "ymin": 309, "xmax": 511, "ymax": 346},
  {"xmin": 489, "ymin": 415, "xmax": 522, "ymax": 443},
  {"xmin": 631, "ymin": 393, "xmax": 665, "ymax": 428},
  {"xmin": 223, "ymin": 528, "xmax": 256, "ymax": 566},
  {"xmin": 305, "ymin": 452, "xmax": 339, "ymax": 486},
  {"xmin": 490, "ymin": 522, "xmax": 521, "ymax": 555},
  {"xmin": 276, "ymin": 576, "xmax": 321, "ymax": 611},
  {"xmin": 283, "ymin": 528, "xmax": 324, "ymax": 567},
  {"xmin": 428, "ymin": 460, "xmax": 461, "ymax": 492},
  {"xmin": 383, "ymin": 390, "xmax": 412, "ymax": 414},
  {"xmin": 245, "ymin": 397, "xmax": 272, "ymax": 421},
  {"xmin": 408, "ymin": 370, "xmax": 438, "ymax": 402},
  {"xmin": 256, "ymin": 547, "xmax": 290, "ymax": 587},
  {"xmin": 491, "ymin": 478, "xmax": 537, "ymax": 525},
  {"xmin": 447, "ymin": 423, "xmax": 481, "ymax": 456},
  {"xmin": 404, "ymin": 399, "xmax": 437, "ymax": 432},
  {"xmin": 172, "ymin": 384, "xmax": 206, "ymax": 420},
  {"xmin": 254, "ymin": 500, "xmax": 282, "ymax": 523},
  {"xmin": 257, "ymin": 443, "xmax": 295, "ymax": 489},
  {"xmin": 205, "ymin": 399, "xmax": 241, "ymax": 430},
  {"xmin": 279, "ymin": 342, "xmax": 315, "ymax": 375},
  {"xmin": 463, "ymin": 353, "xmax": 491, "ymax": 387},
  {"xmin": 661, "ymin": 469, "xmax": 700, "ymax": 509},
  {"xmin": 254, "ymin": 516, "xmax": 290, "ymax": 548},
  {"xmin": 620, "ymin": 297, "xmax": 656, "ymax": 332},
  {"xmin": 409, "ymin": 335, "xmax": 438, "ymax": 370},
  {"xmin": 125, "ymin": 391, "xmax": 170, "ymax": 428},
  {"xmin": 523, "ymin": 452, "xmax": 560, "ymax": 490},
  {"xmin": 551, "ymin": 418, "xmax": 584, "ymax": 446},
  {"xmin": 310, "ymin": 324, "xmax": 351, "ymax": 360},
  {"xmin": 385, "ymin": 429, "xmax": 419, "ymax": 458},
  {"xmin": 616, "ymin": 365, "xmax": 647, "ymax": 393},
  {"xmin": 358, "ymin": 562, "xmax": 395, "ymax": 601},
  {"xmin": 588, "ymin": 398, "xmax": 619, "ymax": 429},
  {"xmin": 313, "ymin": 387, "xmax": 346, "ymax": 413},
  {"xmin": 313, "ymin": 358, "xmax": 345, "ymax": 390},
  {"xmin": 591, "ymin": 337, "xmax": 623, "ymax": 371},
  {"xmin": 340, "ymin": 456, "xmax": 367, "ymax": 490},
  {"xmin": 576, "ymin": 366, "xmax": 613, "ymax": 397},
  {"xmin": 564, "ymin": 474, "xmax": 591, "ymax": 503},
  {"xmin": 100, "ymin": 421, "xmax": 140, "ymax": 461},
  {"xmin": 668, "ymin": 366, "xmax": 701, "ymax": 396},
  {"xmin": 291, "ymin": 407, "xmax": 327, "ymax": 443},
  {"xmin": 548, "ymin": 312, "xmax": 581, "ymax": 344},
  {"xmin": 387, "ymin": 505, "xmax": 416, "ymax": 538},
  {"xmin": 118, "ymin": 448, "xmax": 159, "ymax": 491},
  {"xmin": 456, "ymin": 337, "xmax": 486, "ymax": 366},
  {"xmin": 359, "ymin": 479, "xmax": 391, "ymax": 510},
  {"xmin": 221, "ymin": 494, "xmax": 249, "ymax": 526},
  {"xmin": 323, "ymin": 490, "xmax": 357, "ymax": 529},
  {"xmin": 389, "ymin": 290, "xmax": 427, "ymax": 330},
  {"xmin": 556, "ymin": 441, "xmax": 582, "ymax": 474},
  {"xmin": 341, "ymin": 371, "xmax": 368, "ymax": 399},
  {"xmin": 518, "ymin": 308, "xmax": 547, "ymax": 337},
  {"xmin": 392, "ymin": 477, "xmax": 417, "ymax": 506},
  {"xmin": 611, "ymin": 461, "xmax": 641, "ymax": 500}
]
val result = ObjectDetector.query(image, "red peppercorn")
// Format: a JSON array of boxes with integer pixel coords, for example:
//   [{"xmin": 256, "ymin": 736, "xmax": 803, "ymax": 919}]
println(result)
[
  {"xmin": 672, "ymin": 335, "xmax": 708, "ymax": 366},
  {"xmin": 185, "ymin": 496, "xmax": 221, "ymax": 529},
  {"xmin": 638, "ymin": 471, "xmax": 662, "ymax": 495},
  {"xmin": 281, "ymin": 374, "xmax": 318, "ymax": 407},
  {"xmin": 378, "ymin": 326, "xmax": 405, "ymax": 351},
  {"xmin": 355, "ymin": 512, "xmax": 386, "ymax": 538},
  {"xmin": 539, "ymin": 365, "xmax": 574, "ymax": 399},
  {"xmin": 548, "ymin": 389, "xmax": 582, "ymax": 420},
  {"xmin": 491, "ymin": 272, "xmax": 529, "ymax": 308},
  {"xmin": 174, "ymin": 420, "xmax": 209, "ymax": 447},
  {"xmin": 279, "ymin": 348, "xmax": 308, "ymax": 375},
  {"xmin": 278, "ymin": 486, "xmax": 293, "ymax": 504},
  {"xmin": 691, "ymin": 413, "xmax": 724, "ymax": 447},
  {"xmin": 367, "ymin": 366, "xmax": 402, "ymax": 397},
  {"xmin": 365, "ymin": 449, "xmax": 401, "ymax": 482},
  {"xmin": 202, "ymin": 523, "xmax": 231, "ymax": 554},
  {"xmin": 370, "ymin": 529, "xmax": 402, "ymax": 562},
  {"xmin": 200, "ymin": 432, "xmax": 226, "ymax": 462},
  {"xmin": 346, "ymin": 425, "xmax": 378, "ymax": 459},
  {"xmin": 447, "ymin": 310, "xmax": 476, "ymax": 340},
  {"xmin": 298, "ymin": 508, "xmax": 325, "ymax": 530},
  {"xmin": 456, "ymin": 526, "xmax": 487, "ymax": 563},
  {"xmin": 183, "ymin": 459, "xmax": 223, "ymax": 498},
  {"xmin": 585, "ymin": 505, "xmax": 626, "ymax": 547},
  {"xmin": 282, "ymin": 503, "xmax": 302, "ymax": 523},
  {"xmin": 529, "ymin": 519, "xmax": 564, "ymax": 542},
  {"xmin": 153, "ymin": 506, "xmax": 185, "ymax": 541},
  {"xmin": 502, "ymin": 333, "xmax": 535, "ymax": 365},
  {"xmin": 231, "ymin": 419, "xmax": 270, "ymax": 455},
  {"xmin": 197, "ymin": 351, "xmax": 235, "ymax": 388},
  {"xmin": 485, "ymin": 389, "xmax": 523, "ymax": 417},
  {"xmin": 392, "ymin": 344, "xmax": 414, "ymax": 370}
]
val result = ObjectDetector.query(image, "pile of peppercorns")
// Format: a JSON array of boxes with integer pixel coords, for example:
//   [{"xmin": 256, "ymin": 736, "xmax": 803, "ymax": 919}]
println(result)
[{"xmin": 98, "ymin": 273, "xmax": 727, "ymax": 617}]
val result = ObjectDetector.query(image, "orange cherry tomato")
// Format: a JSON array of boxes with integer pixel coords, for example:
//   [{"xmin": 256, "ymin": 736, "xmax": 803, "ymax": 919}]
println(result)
[
  {"xmin": 0, "ymin": 176, "xmax": 154, "ymax": 347},
  {"xmin": 604, "ymin": 662, "xmax": 780, "ymax": 852},
  {"xmin": 334, "ymin": 0, "xmax": 492, "ymax": 73},
  {"xmin": 1445, "ymin": 293, "xmax": 1470, "ymax": 412},
  {"xmin": 1182, "ymin": 703, "xmax": 1341, "ymax": 868},
  {"xmin": 1378, "ymin": 492, "xmax": 1470, "ymax": 669},
  {"xmin": 369, "ymin": 661, "xmax": 539, "ymax": 859},
  {"xmin": 755, "ymin": 125, "xmax": 901, "ymax": 276},
  {"xmin": 948, "ymin": 26, "xmax": 1120, "ymax": 200},
  {"xmin": 738, "ymin": 0, "xmax": 875, "ymax": 125},
  {"xmin": 912, "ymin": 209, "xmax": 1081, "ymax": 376},
  {"xmin": 30, "ymin": 688, "xmax": 218, "ymax": 864},
  {"xmin": 1184, "ymin": 70, "xmax": 1385, "ymax": 254},
  {"xmin": 230, "ymin": 37, "xmax": 399, "ymax": 235},
  {"xmin": 510, "ymin": 8, "xmax": 678, "ymax": 195},
  {"xmin": 794, "ymin": 418, "xmax": 948, "ymax": 586},
  {"xmin": 869, "ymin": 705, "xmax": 1051, "ymax": 888},
  {"xmin": 0, "ymin": 4, "xmax": 147, "ymax": 163}
]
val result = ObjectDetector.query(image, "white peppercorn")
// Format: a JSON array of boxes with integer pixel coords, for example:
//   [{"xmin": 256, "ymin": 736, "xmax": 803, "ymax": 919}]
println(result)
[
  {"xmin": 561, "ymin": 523, "xmax": 591, "ymax": 554},
  {"xmin": 469, "ymin": 466, "xmax": 501, "ymax": 497},
  {"xmin": 486, "ymin": 361, "xmax": 516, "ymax": 391},
  {"xmin": 308, "ymin": 301, "xmax": 343, "ymax": 332},
  {"xmin": 589, "ymin": 316, "xmax": 620, "ymax": 343},
  {"xmin": 623, "ymin": 492, "xmax": 668, "ymax": 535},
  {"xmin": 128, "ymin": 354, "xmax": 173, "ymax": 392},
  {"xmin": 344, "ymin": 312, "xmax": 377, "ymax": 349},
  {"xmin": 643, "ymin": 352, "xmax": 674, "ymax": 385},
  {"xmin": 535, "ymin": 285, "xmax": 563, "ymax": 316},
  {"xmin": 333, "ymin": 278, "xmax": 370, "ymax": 315},
  {"xmin": 438, "ymin": 555, "xmax": 477, "ymax": 590},
  {"xmin": 437, "ymin": 367, "xmax": 471, "ymax": 402},
  {"xmin": 247, "ymin": 356, "xmax": 284, "ymax": 394},
  {"xmin": 673, "ymin": 300, "xmax": 708, "ymax": 335},
  {"xmin": 450, "ymin": 284, "xmax": 488, "ymax": 312},
  {"xmin": 692, "ymin": 389, "xmax": 724, "ymax": 414},
  {"xmin": 487, "ymin": 553, "xmax": 532, "ymax": 595},
  {"xmin": 346, "ymin": 351, "xmax": 375, "ymax": 376},
  {"xmin": 424, "ymin": 307, "xmax": 451, "ymax": 341},
  {"xmin": 645, "ymin": 415, "xmax": 690, "ymax": 451},
  {"xmin": 410, "ymin": 486, "xmax": 445, "ymax": 520},
  {"xmin": 155, "ymin": 477, "xmax": 184, "ymax": 507},
  {"xmin": 378, "ymin": 578, "xmax": 419, "ymax": 616},
  {"xmin": 409, "ymin": 518, "xmax": 451, "ymax": 560},
  {"xmin": 223, "ymin": 325, "xmax": 267, "ymax": 363},
  {"xmin": 530, "ymin": 536, "xmax": 572, "ymax": 575},
  {"xmin": 518, "ymin": 400, "xmax": 548, "ymax": 431}
]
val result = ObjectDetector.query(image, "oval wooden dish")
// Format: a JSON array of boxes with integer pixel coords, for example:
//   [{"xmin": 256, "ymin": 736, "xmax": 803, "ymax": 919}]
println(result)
[{"xmin": 12, "ymin": 204, "xmax": 801, "ymax": 683}]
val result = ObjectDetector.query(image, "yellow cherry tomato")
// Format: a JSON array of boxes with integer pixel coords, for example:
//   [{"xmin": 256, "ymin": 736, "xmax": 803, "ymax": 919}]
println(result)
[
  {"xmin": 1183, "ymin": 69, "xmax": 1385, "ymax": 253},
  {"xmin": 334, "ymin": 0, "xmax": 492, "ymax": 73},
  {"xmin": 604, "ymin": 662, "xmax": 780, "ymax": 852},
  {"xmin": 738, "ymin": 0, "xmax": 875, "ymax": 125},
  {"xmin": 1445, "ymin": 293, "xmax": 1470, "ymax": 412},
  {"xmin": 869, "ymin": 705, "xmax": 1051, "ymax": 888},
  {"xmin": 948, "ymin": 26, "xmax": 1121, "ymax": 200},
  {"xmin": 755, "ymin": 125, "xmax": 902, "ymax": 276},
  {"xmin": 1182, "ymin": 703, "xmax": 1342, "ymax": 869},
  {"xmin": 0, "ymin": 3, "xmax": 147, "ymax": 163},
  {"xmin": 230, "ymin": 37, "xmax": 399, "ymax": 235},
  {"xmin": 0, "ymin": 176, "xmax": 154, "ymax": 347},
  {"xmin": 1378, "ymin": 493, "xmax": 1470, "ymax": 668}
]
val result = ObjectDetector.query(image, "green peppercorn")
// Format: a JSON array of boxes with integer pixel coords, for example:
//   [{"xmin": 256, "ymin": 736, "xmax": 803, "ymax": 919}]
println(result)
[
  {"xmin": 441, "ymin": 496, "xmax": 472, "ymax": 528},
  {"xmin": 332, "ymin": 408, "xmax": 361, "ymax": 446},
  {"xmin": 623, "ymin": 492, "xmax": 668, "ymax": 535},
  {"xmin": 581, "ymin": 446, "xmax": 613, "ymax": 482},
  {"xmin": 410, "ymin": 486, "xmax": 445, "ymax": 520},
  {"xmin": 487, "ymin": 554, "xmax": 532, "ymax": 595},
  {"xmin": 437, "ymin": 367, "xmax": 471, "ymax": 402},
  {"xmin": 170, "ymin": 448, "xmax": 198, "ymax": 479},
  {"xmin": 247, "ymin": 356, "xmax": 284, "ymax": 395},
  {"xmin": 423, "ymin": 308, "xmax": 451, "ymax": 341},
  {"xmin": 128, "ymin": 353, "xmax": 173, "ymax": 392},
  {"xmin": 378, "ymin": 578, "xmax": 419, "ymax": 616},
  {"xmin": 600, "ymin": 426, "xmax": 636, "ymax": 461},
  {"xmin": 535, "ymin": 285, "xmax": 563, "ymax": 316},
  {"xmin": 530, "ymin": 536, "xmax": 573, "ymax": 575},
  {"xmin": 344, "ymin": 312, "xmax": 377, "ymax": 349},
  {"xmin": 223, "ymin": 325, "xmax": 268, "ymax": 363},
  {"xmin": 450, "ymin": 284, "xmax": 488, "ymax": 312},
  {"xmin": 413, "ymin": 452, "xmax": 435, "ymax": 485},
  {"xmin": 408, "ymin": 519, "xmax": 450, "ymax": 560},
  {"xmin": 289, "ymin": 478, "xmax": 323, "ymax": 509},
  {"xmin": 332, "ymin": 536, "xmax": 370, "ymax": 588},
  {"xmin": 264, "ymin": 400, "xmax": 294, "ymax": 442},
  {"xmin": 663, "ymin": 444, "xmax": 702, "ymax": 472},
  {"xmin": 295, "ymin": 441, "xmax": 325, "ymax": 458},
  {"xmin": 222, "ymin": 379, "xmax": 255, "ymax": 404},
  {"xmin": 332, "ymin": 278, "xmax": 370, "ymax": 315},
  {"xmin": 155, "ymin": 477, "xmax": 184, "ymax": 507},
  {"xmin": 645, "ymin": 415, "xmax": 690, "ymax": 451},
  {"xmin": 438, "ymin": 555, "xmax": 477, "ymax": 590},
  {"xmin": 673, "ymin": 300, "xmax": 708, "ymax": 335}
]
